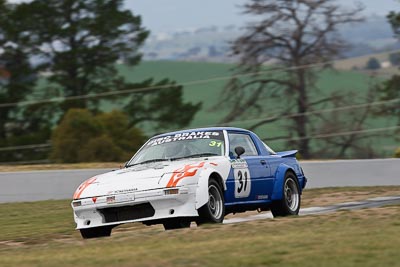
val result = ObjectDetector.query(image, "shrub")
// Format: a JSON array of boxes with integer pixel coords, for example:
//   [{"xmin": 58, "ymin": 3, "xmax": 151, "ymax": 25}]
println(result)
[
  {"xmin": 365, "ymin": 57, "xmax": 381, "ymax": 70},
  {"xmin": 395, "ymin": 147, "xmax": 400, "ymax": 158},
  {"xmin": 78, "ymin": 135, "xmax": 126, "ymax": 162},
  {"xmin": 51, "ymin": 109, "xmax": 104, "ymax": 162},
  {"xmin": 51, "ymin": 109, "xmax": 144, "ymax": 163}
]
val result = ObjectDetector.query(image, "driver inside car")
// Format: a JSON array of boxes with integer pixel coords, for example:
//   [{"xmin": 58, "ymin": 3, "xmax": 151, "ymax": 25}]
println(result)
[{"xmin": 163, "ymin": 143, "xmax": 192, "ymax": 159}]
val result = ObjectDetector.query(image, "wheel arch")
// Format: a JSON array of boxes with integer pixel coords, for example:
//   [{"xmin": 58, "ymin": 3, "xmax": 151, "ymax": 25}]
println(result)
[
  {"xmin": 271, "ymin": 163, "xmax": 299, "ymax": 201},
  {"xmin": 209, "ymin": 172, "xmax": 225, "ymax": 191},
  {"xmin": 195, "ymin": 169, "xmax": 225, "ymax": 209}
]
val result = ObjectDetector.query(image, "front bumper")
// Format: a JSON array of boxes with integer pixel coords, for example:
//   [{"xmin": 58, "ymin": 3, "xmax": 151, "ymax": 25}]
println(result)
[{"xmin": 71, "ymin": 185, "xmax": 198, "ymax": 229}]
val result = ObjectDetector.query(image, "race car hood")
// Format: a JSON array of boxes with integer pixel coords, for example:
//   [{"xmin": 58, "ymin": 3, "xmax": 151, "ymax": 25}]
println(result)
[{"xmin": 73, "ymin": 157, "xmax": 224, "ymax": 199}]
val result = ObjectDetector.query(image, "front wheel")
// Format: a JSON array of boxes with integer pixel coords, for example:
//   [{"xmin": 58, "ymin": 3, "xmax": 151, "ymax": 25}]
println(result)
[
  {"xmin": 197, "ymin": 179, "xmax": 225, "ymax": 224},
  {"xmin": 271, "ymin": 172, "xmax": 300, "ymax": 217},
  {"xmin": 80, "ymin": 226, "xmax": 112, "ymax": 239}
]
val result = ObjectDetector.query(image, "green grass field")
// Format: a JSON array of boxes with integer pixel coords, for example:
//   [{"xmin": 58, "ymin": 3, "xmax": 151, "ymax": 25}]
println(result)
[
  {"xmin": 115, "ymin": 61, "xmax": 398, "ymax": 155},
  {"xmin": 1, "ymin": 187, "xmax": 400, "ymax": 267},
  {"xmin": 33, "ymin": 60, "xmax": 398, "ymax": 156},
  {"xmin": 118, "ymin": 61, "xmax": 381, "ymax": 129}
]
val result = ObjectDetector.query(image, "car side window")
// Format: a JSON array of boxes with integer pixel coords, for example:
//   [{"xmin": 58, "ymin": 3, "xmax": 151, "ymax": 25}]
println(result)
[{"xmin": 228, "ymin": 133, "xmax": 258, "ymax": 157}]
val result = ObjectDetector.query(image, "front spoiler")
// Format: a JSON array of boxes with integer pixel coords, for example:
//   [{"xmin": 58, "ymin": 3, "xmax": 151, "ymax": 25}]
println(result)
[{"xmin": 72, "ymin": 185, "xmax": 199, "ymax": 229}]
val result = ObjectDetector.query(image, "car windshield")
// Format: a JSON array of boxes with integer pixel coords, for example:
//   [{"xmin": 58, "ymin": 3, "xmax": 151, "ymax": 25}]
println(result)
[{"xmin": 127, "ymin": 130, "xmax": 225, "ymax": 166}]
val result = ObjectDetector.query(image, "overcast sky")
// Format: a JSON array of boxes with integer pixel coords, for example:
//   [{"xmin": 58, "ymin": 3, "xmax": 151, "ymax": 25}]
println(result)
[
  {"xmin": 125, "ymin": 0, "xmax": 400, "ymax": 32},
  {"xmin": 10, "ymin": 0, "xmax": 400, "ymax": 32}
]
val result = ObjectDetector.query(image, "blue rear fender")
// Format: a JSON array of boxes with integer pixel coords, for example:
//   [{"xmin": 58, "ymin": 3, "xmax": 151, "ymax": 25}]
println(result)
[{"xmin": 270, "ymin": 163, "xmax": 299, "ymax": 201}]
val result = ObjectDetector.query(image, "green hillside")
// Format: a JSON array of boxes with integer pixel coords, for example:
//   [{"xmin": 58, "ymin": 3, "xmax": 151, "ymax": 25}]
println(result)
[
  {"xmin": 117, "ymin": 61, "xmax": 234, "ymax": 128},
  {"xmin": 33, "ymin": 60, "xmax": 397, "ymax": 157},
  {"xmin": 118, "ymin": 61, "xmax": 378, "ymax": 127},
  {"xmin": 115, "ymin": 61, "xmax": 397, "ymax": 156}
]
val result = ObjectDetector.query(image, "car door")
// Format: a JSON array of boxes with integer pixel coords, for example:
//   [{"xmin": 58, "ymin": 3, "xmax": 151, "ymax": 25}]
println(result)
[{"xmin": 225, "ymin": 132, "xmax": 272, "ymax": 204}]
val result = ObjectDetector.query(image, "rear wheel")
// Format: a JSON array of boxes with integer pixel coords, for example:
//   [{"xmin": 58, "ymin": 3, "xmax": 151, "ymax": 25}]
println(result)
[
  {"xmin": 80, "ymin": 226, "xmax": 112, "ymax": 239},
  {"xmin": 271, "ymin": 172, "xmax": 300, "ymax": 217},
  {"xmin": 197, "ymin": 179, "xmax": 225, "ymax": 224}
]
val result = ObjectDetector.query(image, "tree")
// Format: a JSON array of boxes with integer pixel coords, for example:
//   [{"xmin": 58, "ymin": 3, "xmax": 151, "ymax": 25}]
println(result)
[
  {"xmin": 14, "ymin": 0, "xmax": 200, "ymax": 132},
  {"xmin": 217, "ymin": 0, "xmax": 363, "ymax": 158},
  {"xmin": 14, "ymin": 0, "xmax": 149, "ymax": 113},
  {"xmin": 365, "ymin": 57, "xmax": 381, "ymax": 70},
  {"xmin": 312, "ymin": 83, "xmax": 382, "ymax": 159},
  {"xmin": 377, "ymin": 75, "xmax": 400, "ymax": 123},
  {"xmin": 0, "ymin": 0, "xmax": 53, "ymax": 164},
  {"xmin": 0, "ymin": 0, "xmax": 37, "ymax": 139},
  {"xmin": 378, "ymin": 6, "xmax": 400, "ymax": 131},
  {"xmin": 124, "ymin": 79, "xmax": 202, "ymax": 131},
  {"xmin": 51, "ymin": 109, "xmax": 104, "ymax": 162},
  {"xmin": 51, "ymin": 109, "xmax": 144, "ymax": 162},
  {"xmin": 395, "ymin": 147, "xmax": 400, "ymax": 158},
  {"xmin": 388, "ymin": 9, "xmax": 400, "ymax": 38},
  {"xmin": 95, "ymin": 110, "xmax": 145, "ymax": 151},
  {"xmin": 388, "ymin": 52, "xmax": 400, "ymax": 66},
  {"xmin": 0, "ymin": 0, "xmax": 201, "ymax": 163}
]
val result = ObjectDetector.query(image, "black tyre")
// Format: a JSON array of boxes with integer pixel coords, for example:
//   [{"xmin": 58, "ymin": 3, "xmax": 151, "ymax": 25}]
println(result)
[
  {"xmin": 197, "ymin": 179, "xmax": 225, "ymax": 224},
  {"xmin": 163, "ymin": 219, "xmax": 191, "ymax": 230},
  {"xmin": 271, "ymin": 172, "xmax": 301, "ymax": 217},
  {"xmin": 80, "ymin": 226, "xmax": 112, "ymax": 239}
]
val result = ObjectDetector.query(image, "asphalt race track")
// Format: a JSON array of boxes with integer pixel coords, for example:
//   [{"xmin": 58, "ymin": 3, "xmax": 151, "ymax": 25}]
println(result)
[
  {"xmin": 0, "ymin": 158, "xmax": 399, "ymax": 203},
  {"xmin": 0, "ymin": 168, "xmax": 111, "ymax": 203},
  {"xmin": 302, "ymin": 158, "xmax": 400, "ymax": 188},
  {"xmin": 223, "ymin": 195, "xmax": 400, "ymax": 224}
]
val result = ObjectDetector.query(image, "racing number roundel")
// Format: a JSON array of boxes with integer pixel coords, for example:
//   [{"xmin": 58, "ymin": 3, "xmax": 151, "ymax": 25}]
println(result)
[{"xmin": 234, "ymin": 168, "xmax": 251, "ymax": 198}]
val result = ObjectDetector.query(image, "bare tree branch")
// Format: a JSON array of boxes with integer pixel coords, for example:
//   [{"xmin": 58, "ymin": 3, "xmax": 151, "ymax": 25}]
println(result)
[{"xmin": 217, "ymin": 0, "xmax": 364, "ymax": 158}]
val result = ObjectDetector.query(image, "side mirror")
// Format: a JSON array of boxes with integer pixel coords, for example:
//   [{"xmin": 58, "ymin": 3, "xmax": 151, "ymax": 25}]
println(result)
[
  {"xmin": 234, "ymin": 146, "xmax": 245, "ymax": 158},
  {"xmin": 122, "ymin": 161, "xmax": 128, "ymax": 169}
]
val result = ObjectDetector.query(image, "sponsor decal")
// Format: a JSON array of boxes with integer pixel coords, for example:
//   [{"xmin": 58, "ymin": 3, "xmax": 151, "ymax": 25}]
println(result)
[
  {"xmin": 209, "ymin": 140, "xmax": 223, "ymax": 147},
  {"xmin": 73, "ymin": 177, "xmax": 97, "ymax": 200},
  {"xmin": 256, "ymin": 195, "xmax": 269, "ymax": 200},
  {"xmin": 147, "ymin": 131, "xmax": 223, "ymax": 147},
  {"xmin": 230, "ymin": 159, "xmax": 248, "ymax": 169},
  {"xmin": 167, "ymin": 162, "xmax": 206, "ymax": 187},
  {"xmin": 166, "ymin": 161, "xmax": 218, "ymax": 187},
  {"xmin": 112, "ymin": 188, "xmax": 138, "ymax": 194}
]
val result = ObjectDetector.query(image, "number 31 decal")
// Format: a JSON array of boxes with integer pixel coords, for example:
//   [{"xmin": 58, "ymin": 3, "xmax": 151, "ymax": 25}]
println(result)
[{"xmin": 234, "ymin": 168, "xmax": 251, "ymax": 198}]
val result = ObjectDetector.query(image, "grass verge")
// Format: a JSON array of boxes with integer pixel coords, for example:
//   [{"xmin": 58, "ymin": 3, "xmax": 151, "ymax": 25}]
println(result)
[{"xmin": 0, "ymin": 186, "xmax": 399, "ymax": 267}]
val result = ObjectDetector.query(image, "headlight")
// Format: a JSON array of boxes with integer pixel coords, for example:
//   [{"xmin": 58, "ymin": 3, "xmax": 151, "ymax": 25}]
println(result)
[{"xmin": 72, "ymin": 201, "xmax": 81, "ymax": 207}]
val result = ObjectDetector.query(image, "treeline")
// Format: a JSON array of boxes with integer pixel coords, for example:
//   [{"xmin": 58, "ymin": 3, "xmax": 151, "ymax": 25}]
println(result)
[
  {"xmin": 0, "ymin": 0, "xmax": 201, "ymax": 163},
  {"xmin": 216, "ymin": 0, "xmax": 400, "ymax": 159},
  {"xmin": 1, "ymin": 0, "xmax": 399, "ymax": 163}
]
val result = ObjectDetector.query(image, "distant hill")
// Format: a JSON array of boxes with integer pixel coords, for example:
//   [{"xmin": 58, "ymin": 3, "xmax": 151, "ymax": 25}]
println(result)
[
  {"xmin": 141, "ymin": 15, "xmax": 399, "ymax": 62},
  {"xmin": 334, "ymin": 49, "xmax": 400, "ymax": 78}
]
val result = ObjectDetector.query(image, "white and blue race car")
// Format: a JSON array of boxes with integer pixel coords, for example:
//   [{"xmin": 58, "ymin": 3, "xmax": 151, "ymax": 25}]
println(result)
[{"xmin": 72, "ymin": 127, "xmax": 307, "ymax": 238}]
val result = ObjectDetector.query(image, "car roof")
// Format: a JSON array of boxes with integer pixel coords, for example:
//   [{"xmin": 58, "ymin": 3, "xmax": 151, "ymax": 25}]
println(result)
[{"xmin": 152, "ymin": 127, "xmax": 250, "ymax": 138}]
